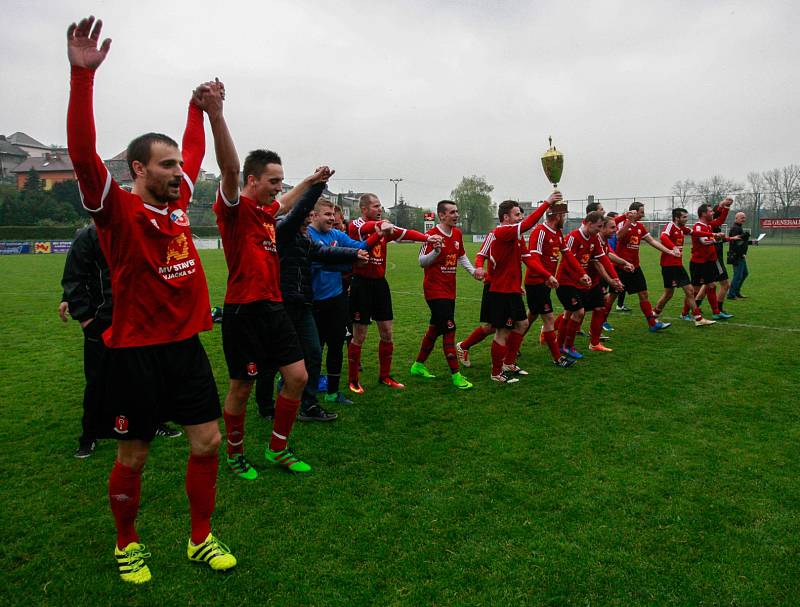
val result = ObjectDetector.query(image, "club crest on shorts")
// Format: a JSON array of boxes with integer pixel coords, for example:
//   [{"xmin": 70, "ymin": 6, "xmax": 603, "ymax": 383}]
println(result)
[
  {"xmin": 169, "ymin": 208, "xmax": 190, "ymax": 227},
  {"xmin": 246, "ymin": 362, "xmax": 258, "ymax": 377},
  {"xmin": 354, "ymin": 311, "xmax": 361, "ymax": 321},
  {"xmin": 447, "ymin": 319, "xmax": 455, "ymax": 329},
  {"xmin": 571, "ymin": 297, "xmax": 578, "ymax": 305},
  {"xmin": 505, "ymin": 317, "xmax": 513, "ymax": 327},
  {"xmin": 114, "ymin": 415, "xmax": 129, "ymax": 435}
]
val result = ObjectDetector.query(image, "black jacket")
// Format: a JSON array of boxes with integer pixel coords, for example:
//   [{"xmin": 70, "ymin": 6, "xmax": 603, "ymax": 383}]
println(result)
[
  {"xmin": 60, "ymin": 223, "xmax": 113, "ymax": 323},
  {"xmin": 728, "ymin": 223, "xmax": 751, "ymax": 263},
  {"xmin": 276, "ymin": 182, "xmax": 361, "ymax": 304}
]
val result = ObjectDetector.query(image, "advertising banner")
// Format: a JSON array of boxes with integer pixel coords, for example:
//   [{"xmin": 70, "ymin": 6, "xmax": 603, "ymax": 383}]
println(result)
[
  {"xmin": 34, "ymin": 242, "xmax": 52, "ymax": 254},
  {"xmin": 0, "ymin": 241, "xmax": 31, "ymax": 255},
  {"xmin": 51, "ymin": 240, "xmax": 73, "ymax": 253},
  {"xmin": 760, "ymin": 218, "xmax": 800, "ymax": 229}
]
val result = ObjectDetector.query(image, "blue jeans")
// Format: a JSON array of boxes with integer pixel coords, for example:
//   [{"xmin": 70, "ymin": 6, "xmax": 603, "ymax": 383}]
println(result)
[{"xmin": 729, "ymin": 259, "xmax": 749, "ymax": 298}]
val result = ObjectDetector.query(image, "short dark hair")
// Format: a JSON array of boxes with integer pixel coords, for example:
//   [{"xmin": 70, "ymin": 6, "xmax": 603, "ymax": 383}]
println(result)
[
  {"xmin": 242, "ymin": 149, "xmax": 282, "ymax": 182},
  {"xmin": 498, "ymin": 200, "xmax": 519, "ymax": 222},
  {"xmin": 697, "ymin": 203, "xmax": 710, "ymax": 217},
  {"xmin": 584, "ymin": 210, "xmax": 604, "ymax": 224},
  {"xmin": 126, "ymin": 133, "xmax": 179, "ymax": 179},
  {"xmin": 437, "ymin": 199, "xmax": 456, "ymax": 215},
  {"xmin": 629, "ymin": 201, "xmax": 645, "ymax": 212},
  {"xmin": 606, "ymin": 211, "xmax": 618, "ymax": 218},
  {"xmin": 672, "ymin": 207, "xmax": 688, "ymax": 220},
  {"xmin": 359, "ymin": 193, "xmax": 378, "ymax": 208},
  {"xmin": 586, "ymin": 201, "xmax": 602, "ymax": 214}
]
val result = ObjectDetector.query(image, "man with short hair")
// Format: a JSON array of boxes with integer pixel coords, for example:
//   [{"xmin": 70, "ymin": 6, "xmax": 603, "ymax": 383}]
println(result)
[
  {"xmin": 411, "ymin": 200, "xmax": 478, "ymax": 389},
  {"xmin": 653, "ymin": 207, "xmax": 715, "ymax": 326},
  {"xmin": 66, "ymin": 16, "xmax": 235, "ymax": 583},
  {"xmin": 614, "ymin": 202, "xmax": 680, "ymax": 332},
  {"xmin": 485, "ymin": 194, "xmax": 560, "ymax": 382},
  {"xmin": 727, "ymin": 211, "xmax": 754, "ymax": 299},
  {"xmin": 690, "ymin": 198, "xmax": 734, "ymax": 320},
  {"xmin": 347, "ymin": 194, "xmax": 442, "ymax": 393}
]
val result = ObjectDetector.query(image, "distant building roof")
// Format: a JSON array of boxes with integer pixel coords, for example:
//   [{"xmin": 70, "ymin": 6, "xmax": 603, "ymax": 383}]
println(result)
[
  {"xmin": 107, "ymin": 149, "xmax": 127, "ymax": 161},
  {"xmin": 7, "ymin": 132, "xmax": 48, "ymax": 149},
  {"xmin": 12, "ymin": 154, "xmax": 74, "ymax": 174},
  {"xmin": 0, "ymin": 137, "xmax": 28, "ymax": 158}
]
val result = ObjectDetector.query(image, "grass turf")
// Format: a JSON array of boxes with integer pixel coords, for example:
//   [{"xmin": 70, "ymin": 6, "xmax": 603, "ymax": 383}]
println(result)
[{"xmin": 1, "ymin": 243, "xmax": 798, "ymax": 606}]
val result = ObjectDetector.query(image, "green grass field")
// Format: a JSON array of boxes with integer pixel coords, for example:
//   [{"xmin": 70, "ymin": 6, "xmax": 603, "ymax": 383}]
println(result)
[{"xmin": 1, "ymin": 244, "xmax": 798, "ymax": 606}]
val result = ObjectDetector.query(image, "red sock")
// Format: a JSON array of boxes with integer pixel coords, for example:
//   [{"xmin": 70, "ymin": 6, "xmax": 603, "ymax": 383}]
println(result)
[
  {"xmin": 270, "ymin": 394, "xmax": 300, "ymax": 452},
  {"xmin": 542, "ymin": 330, "xmax": 560, "ymax": 361},
  {"xmin": 109, "ymin": 461, "xmax": 141, "ymax": 549},
  {"xmin": 640, "ymin": 300, "xmax": 656, "ymax": 327},
  {"xmin": 589, "ymin": 310, "xmax": 605, "ymax": 346},
  {"xmin": 347, "ymin": 342, "xmax": 362, "ymax": 383},
  {"xmin": 707, "ymin": 289, "xmax": 720, "ymax": 314},
  {"xmin": 442, "ymin": 331, "xmax": 459, "ymax": 373},
  {"xmin": 490, "ymin": 340, "xmax": 507, "ymax": 375},
  {"xmin": 692, "ymin": 305, "xmax": 703, "ymax": 319},
  {"xmin": 223, "ymin": 411, "xmax": 245, "ymax": 457},
  {"xmin": 565, "ymin": 318, "xmax": 580, "ymax": 349},
  {"xmin": 461, "ymin": 325, "xmax": 490, "ymax": 350},
  {"xmin": 378, "ymin": 340, "xmax": 393, "ymax": 378},
  {"xmin": 503, "ymin": 331, "xmax": 523, "ymax": 366},
  {"xmin": 186, "ymin": 453, "xmax": 218, "ymax": 544},
  {"xmin": 554, "ymin": 313, "xmax": 565, "ymax": 332},
  {"xmin": 416, "ymin": 325, "xmax": 438, "ymax": 363},
  {"xmin": 682, "ymin": 300, "xmax": 691, "ymax": 316},
  {"xmin": 557, "ymin": 316, "xmax": 568, "ymax": 348}
]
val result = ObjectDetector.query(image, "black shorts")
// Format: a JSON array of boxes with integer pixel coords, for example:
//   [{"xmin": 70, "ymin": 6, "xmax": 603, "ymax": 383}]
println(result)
[
  {"xmin": 690, "ymin": 261, "xmax": 718, "ymax": 287},
  {"xmin": 99, "ymin": 335, "xmax": 221, "ymax": 441},
  {"xmin": 715, "ymin": 259, "xmax": 729, "ymax": 281},
  {"xmin": 426, "ymin": 298, "xmax": 456, "ymax": 333},
  {"xmin": 662, "ymin": 265, "xmax": 691, "ymax": 289},
  {"xmin": 525, "ymin": 283, "xmax": 554, "ymax": 315},
  {"xmin": 478, "ymin": 282, "xmax": 492, "ymax": 324},
  {"xmin": 618, "ymin": 266, "xmax": 648, "ymax": 294},
  {"xmin": 485, "ymin": 291, "xmax": 527, "ymax": 329},
  {"xmin": 349, "ymin": 276, "xmax": 393, "ymax": 324},
  {"xmin": 222, "ymin": 301, "xmax": 304, "ymax": 379},
  {"xmin": 556, "ymin": 285, "xmax": 587, "ymax": 312},
  {"xmin": 583, "ymin": 284, "xmax": 607, "ymax": 310}
]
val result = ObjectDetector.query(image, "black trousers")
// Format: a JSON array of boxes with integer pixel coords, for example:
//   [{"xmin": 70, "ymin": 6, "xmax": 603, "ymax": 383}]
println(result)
[
  {"xmin": 80, "ymin": 318, "xmax": 110, "ymax": 445},
  {"xmin": 313, "ymin": 293, "xmax": 348, "ymax": 394}
]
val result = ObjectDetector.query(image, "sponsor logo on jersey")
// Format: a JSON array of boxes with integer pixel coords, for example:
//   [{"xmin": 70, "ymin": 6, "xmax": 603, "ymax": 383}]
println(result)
[
  {"xmin": 114, "ymin": 415, "xmax": 129, "ymax": 435},
  {"xmin": 246, "ymin": 362, "xmax": 258, "ymax": 377},
  {"xmin": 166, "ymin": 233, "xmax": 190, "ymax": 263},
  {"xmin": 170, "ymin": 208, "xmax": 190, "ymax": 227}
]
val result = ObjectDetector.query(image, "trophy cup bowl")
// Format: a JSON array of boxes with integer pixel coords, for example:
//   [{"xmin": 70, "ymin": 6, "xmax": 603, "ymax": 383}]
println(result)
[{"xmin": 541, "ymin": 136, "xmax": 563, "ymax": 189}]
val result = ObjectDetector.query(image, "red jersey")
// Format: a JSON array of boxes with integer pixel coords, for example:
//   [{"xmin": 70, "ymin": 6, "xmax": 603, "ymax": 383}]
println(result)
[
  {"xmin": 421, "ymin": 225, "xmax": 465, "ymax": 300},
  {"xmin": 691, "ymin": 207, "xmax": 729, "ymax": 263},
  {"xmin": 67, "ymin": 66, "xmax": 212, "ymax": 348},
  {"xmin": 215, "ymin": 191, "xmax": 282, "ymax": 304},
  {"xmin": 488, "ymin": 201, "xmax": 551, "ymax": 293},
  {"xmin": 475, "ymin": 233, "xmax": 494, "ymax": 284},
  {"xmin": 556, "ymin": 227, "xmax": 608, "ymax": 289},
  {"xmin": 659, "ymin": 222, "xmax": 690, "ymax": 267},
  {"xmin": 614, "ymin": 216, "xmax": 649, "ymax": 267},
  {"xmin": 525, "ymin": 224, "xmax": 563, "ymax": 285},
  {"xmin": 588, "ymin": 236, "xmax": 619, "ymax": 286},
  {"xmin": 349, "ymin": 219, "xmax": 428, "ymax": 279}
]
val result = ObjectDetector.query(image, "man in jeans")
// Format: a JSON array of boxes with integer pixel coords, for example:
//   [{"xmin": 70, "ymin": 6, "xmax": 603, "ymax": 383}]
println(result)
[
  {"xmin": 727, "ymin": 211, "xmax": 755, "ymax": 299},
  {"xmin": 59, "ymin": 222, "xmax": 182, "ymax": 458}
]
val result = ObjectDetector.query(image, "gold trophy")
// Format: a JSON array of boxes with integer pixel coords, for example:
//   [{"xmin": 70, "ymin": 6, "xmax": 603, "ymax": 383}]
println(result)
[{"xmin": 541, "ymin": 136, "xmax": 563, "ymax": 190}]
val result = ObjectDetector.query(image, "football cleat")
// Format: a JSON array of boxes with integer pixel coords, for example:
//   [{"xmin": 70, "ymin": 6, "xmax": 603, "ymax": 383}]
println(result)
[
  {"xmin": 348, "ymin": 381, "xmax": 365, "ymax": 395},
  {"xmin": 115, "ymin": 542, "xmax": 152, "ymax": 584},
  {"xmin": 712, "ymin": 312, "xmax": 734, "ymax": 320},
  {"xmin": 695, "ymin": 318, "xmax": 716, "ymax": 327},
  {"xmin": 602, "ymin": 321, "xmax": 614, "ymax": 332},
  {"xmin": 324, "ymin": 392, "xmax": 353, "ymax": 405},
  {"xmin": 649, "ymin": 321, "xmax": 672, "ymax": 332},
  {"xmin": 455, "ymin": 342, "xmax": 471, "ymax": 367},
  {"xmin": 451, "ymin": 372, "xmax": 473, "ymax": 390},
  {"xmin": 379, "ymin": 376, "xmax": 405, "ymax": 389},
  {"xmin": 680, "ymin": 314, "xmax": 695, "ymax": 321},
  {"xmin": 74, "ymin": 441, "xmax": 96, "ymax": 459},
  {"xmin": 589, "ymin": 343, "xmax": 613, "ymax": 352},
  {"xmin": 553, "ymin": 355, "xmax": 576, "ymax": 368},
  {"xmin": 227, "ymin": 454, "xmax": 258, "ymax": 480},
  {"xmin": 155, "ymin": 423, "xmax": 182, "ymax": 439},
  {"xmin": 409, "ymin": 362, "xmax": 436, "ymax": 379},
  {"xmin": 265, "ymin": 447, "xmax": 311, "ymax": 473},
  {"xmin": 502, "ymin": 363, "xmax": 528, "ymax": 376},
  {"xmin": 616, "ymin": 304, "xmax": 631, "ymax": 312},
  {"xmin": 561, "ymin": 346, "xmax": 584, "ymax": 360},
  {"xmin": 298, "ymin": 405, "xmax": 338, "ymax": 422},
  {"xmin": 491, "ymin": 371, "xmax": 520, "ymax": 384},
  {"xmin": 187, "ymin": 533, "xmax": 237, "ymax": 571}
]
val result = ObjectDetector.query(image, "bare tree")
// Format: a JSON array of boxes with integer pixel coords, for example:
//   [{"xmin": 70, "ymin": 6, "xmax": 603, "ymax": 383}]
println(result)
[
  {"xmin": 671, "ymin": 179, "xmax": 696, "ymax": 210},
  {"xmin": 762, "ymin": 164, "xmax": 800, "ymax": 218},
  {"xmin": 695, "ymin": 175, "xmax": 744, "ymax": 207}
]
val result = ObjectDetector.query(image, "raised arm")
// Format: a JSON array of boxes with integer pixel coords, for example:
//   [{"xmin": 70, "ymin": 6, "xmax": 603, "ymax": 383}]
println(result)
[
  {"xmin": 195, "ymin": 79, "xmax": 239, "ymax": 203},
  {"xmin": 710, "ymin": 199, "xmax": 732, "ymax": 228},
  {"xmin": 66, "ymin": 16, "xmax": 114, "ymax": 213},
  {"xmin": 279, "ymin": 167, "xmax": 335, "ymax": 214},
  {"xmin": 276, "ymin": 180, "xmax": 327, "ymax": 242}
]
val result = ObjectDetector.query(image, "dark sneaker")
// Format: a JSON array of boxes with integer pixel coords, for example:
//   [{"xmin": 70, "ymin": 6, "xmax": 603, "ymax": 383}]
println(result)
[
  {"xmin": 553, "ymin": 355, "xmax": 576, "ymax": 368},
  {"xmin": 155, "ymin": 423, "xmax": 182, "ymax": 439},
  {"xmin": 257, "ymin": 404, "xmax": 275, "ymax": 419},
  {"xmin": 74, "ymin": 441, "xmax": 96, "ymax": 459},
  {"xmin": 298, "ymin": 405, "xmax": 338, "ymax": 422}
]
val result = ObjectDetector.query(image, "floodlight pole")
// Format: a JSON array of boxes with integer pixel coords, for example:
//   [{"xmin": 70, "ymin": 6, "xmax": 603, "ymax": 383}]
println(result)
[{"xmin": 390, "ymin": 178, "xmax": 403, "ymax": 207}]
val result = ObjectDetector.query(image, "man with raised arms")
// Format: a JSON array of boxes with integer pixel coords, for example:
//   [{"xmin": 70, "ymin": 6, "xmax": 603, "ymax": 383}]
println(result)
[
  {"xmin": 66, "ymin": 16, "xmax": 234, "ymax": 583},
  {"xmin": 689, "ymin": 198, "xmax": 734, "ymax": 320},
  {"xmin": 347, "ymin": 194, "xmax": 442, "ymax": 393},
  {"xmin": 653, "ymin": 207, "xmax": 716, "ymax": 326},
  {"xmin": 614, "ymin": 202, "xmax": 680, "ymax": 332},
  {"xmin": 411, "ymin": 200, "xmax": 479, "ymax": 389}
]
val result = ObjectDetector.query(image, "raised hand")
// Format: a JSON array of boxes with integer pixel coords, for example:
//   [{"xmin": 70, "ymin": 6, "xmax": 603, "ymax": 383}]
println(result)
[
  {"xmin": 67, "ymin": 16, "xmax": 111, "ymax": 70},
  {"xmin": 193, "ymin": 79, "xmax": 225, "ymax": 117},
  {"xmin": 547, "ymin": 190, "xmax": 563, "ymax": 205},
  {"xmin": 310, "ymin": 166, "xmax": 335, "ymax": 184},
  {"xmin": 722, "ymin": 197, "xmax": 734, "ymax": 207}
]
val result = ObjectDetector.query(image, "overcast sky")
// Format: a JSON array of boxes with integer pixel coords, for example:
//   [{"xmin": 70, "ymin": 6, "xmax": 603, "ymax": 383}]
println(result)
[{"xmin": 2, "ymin": 0, "xmax": 798, "ymax": 209}]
